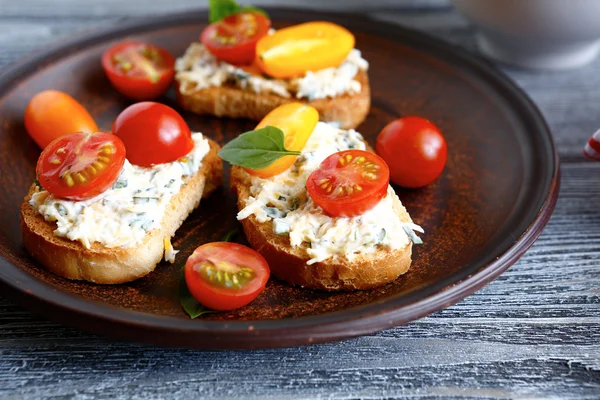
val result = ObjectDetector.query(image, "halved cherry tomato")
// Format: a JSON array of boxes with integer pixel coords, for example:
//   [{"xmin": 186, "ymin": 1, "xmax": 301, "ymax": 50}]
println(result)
[
  {"xmin": 201, "ymin": 12, "xmax": 271, "ymax": 65},
  {"xmin": 376, "ymin": 116, "xmax": 447, "ymax": 188},
  {"xmin": 184, "ymin": 242, "xmax": 270, "ymax": 311},
  {"xmin": 256, "ymin": 21, "xmax": 355, "ymax": 79},
  {"xmin": 101, "ymin": 41, "xmax": 175, "ymax": 100},
  {"xmin": 306, "ymin": 150, "xmax": 390, "ymax": 217},
  {"xmin": 112, "ymin": 102, "xmax": 194, "ymax": 167},
  {"xmin": 24, "ymin": 90, "xmax": 99, "ymax": 149},
  {"xmin": 37, "ymin": 132, "xmax": 126, "ymax": 200},
  {"xmin": 245, "ymin": 103, "xmax": 319, "ymax": 178}
]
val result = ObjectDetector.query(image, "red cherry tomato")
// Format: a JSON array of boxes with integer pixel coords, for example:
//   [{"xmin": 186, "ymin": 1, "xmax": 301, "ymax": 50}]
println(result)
[
  {"xmin": 376, "ymin": 116, "xmax": 447, "ymax": 188},
  {"xmin": 37, "ymin": 132, "xmax": 126, "ymax": 200},
  {"xmin": 184, "ymin": 242, "xmax": 270, "ymax": 311},
  {"xmin": 201, "ymin": 12, "xmax": 271, "ymax": 65},
  {"xmin": 306, "ymin": 150, "xmax": 390, "ymax": 217},
  {"xmin": 101, "ymin": 40, "xmax": 175, "ymax": 100},
  {"xmin": 112, "ymin": 102, "xmax": 194, "ymax": 167}
]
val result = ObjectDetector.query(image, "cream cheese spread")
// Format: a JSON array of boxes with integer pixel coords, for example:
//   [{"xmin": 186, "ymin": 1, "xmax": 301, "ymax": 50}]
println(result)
[
  {"xmin": 175, "ymin": 43, "xmax": 369, "ymax": 101},
  {"xmin": 30, "ymin": 133, "xmax": 210, "ymax": 249},
  {"xmin": 236, "ymin": 122, "xmax": 423, "ymax": 265}
]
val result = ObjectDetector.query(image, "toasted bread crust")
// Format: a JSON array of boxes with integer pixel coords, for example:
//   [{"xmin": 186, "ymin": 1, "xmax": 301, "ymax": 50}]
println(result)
[
  {"xmin": 230, "ymin": 166, "xmax": 413, "ymax": 291},
  {"xmin": 175, "ymin": 70, "xmax": 371, "ymax": 130},
  {"xmin": 21, "ymin": 139, "xmax": 223, "ymax": 284}
]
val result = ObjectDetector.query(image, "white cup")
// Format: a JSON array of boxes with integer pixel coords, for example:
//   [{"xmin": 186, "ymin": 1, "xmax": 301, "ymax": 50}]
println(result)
[{"xmin": 451, "ymin": 0, "xmax": 600, "ymax": 69}]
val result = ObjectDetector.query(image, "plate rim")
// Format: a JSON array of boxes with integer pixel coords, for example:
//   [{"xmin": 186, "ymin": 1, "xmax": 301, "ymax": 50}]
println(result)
[{"xmin": 0, "ymin": 8, "xmax": 560, "ymax": 349}]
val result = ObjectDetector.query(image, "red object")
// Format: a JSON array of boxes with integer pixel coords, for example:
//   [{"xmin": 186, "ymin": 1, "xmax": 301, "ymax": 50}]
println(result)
[
  {"xmin": 584, "ymin": 129, "xmax": 600, "ymax": 160},
  {"xmin": 306, "ymin": 150, "xmax": 390, "ymax": 217},
  {"xmin": 201, "ymin": 12, "xmax": 271, "ymax": 65},
  {"xmin": 112, "ymin": 102, "xmax": 194, "ymax": 167},
  {"xmin": 36, "ymin": 132, "xmax": 126, "ymax": 200},
  {"xmin": 184, "ymin": 242, "xmax": 270, "ymax": 311},
  {"xmin": 376, "ymin": 116, "xmax": 447, "ymax": 188},
  {"xmin": 101, "ymin": 40, "xmax": 175, "ymax": 100}
]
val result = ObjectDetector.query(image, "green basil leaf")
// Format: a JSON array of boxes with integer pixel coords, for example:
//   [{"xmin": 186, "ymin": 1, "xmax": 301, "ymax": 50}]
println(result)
[
  {"xmin": 218, "ymin": 125, "xmax": 301, "ymax": 170},
  {"xmin": 179, "ymin": 267, "xmax": 214, "ymax": 319},
  {"xmin": 209, "ymin": 0, "xmax": 240, "ymax": 23},
  {"xmin": 239, "ymin": 5, "xmax": 269, "ymax": 18}
]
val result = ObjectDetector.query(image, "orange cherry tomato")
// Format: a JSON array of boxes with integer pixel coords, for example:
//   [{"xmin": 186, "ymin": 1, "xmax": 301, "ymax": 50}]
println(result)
[
  {"xmin": 24, "ymin": 90, "xmax": 99, "ymax": 149},
  {"xmin": 184, "ymin": 242, "xmax": 270, "ymax": 311},
  {"xmin": 245, "ymin": 103, "xmax": 319, "ymax": 178},
  {"xmin": 256, "ymin": 21, "xmax": 355, "ymax": 79},
  {"xmin": 306, "ymin": 150, "xmax": 390, "ymax": 217},
  {"xmin": 37, "ymin": 132, "xmax": 126, "ymax": 200},
  {"xmin": 101, "ymin": 40, "xmax": 175, "ymax": 100},
  {"xmin": 201, "ymin": 12, "xmax": 271, "ymax": 65},
  {"xmin": 376, "ymin": 116, "xmax": 447, "ymax": 188},
  {"xmin": 112, "ymin": 102, "xmax": 194, "ymax": 167}
]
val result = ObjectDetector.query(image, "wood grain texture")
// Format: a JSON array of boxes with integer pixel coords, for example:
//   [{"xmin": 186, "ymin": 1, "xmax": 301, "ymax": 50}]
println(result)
[{"xmin": 0, "ymin": 1, "xmax": 599, "ymax": 399}]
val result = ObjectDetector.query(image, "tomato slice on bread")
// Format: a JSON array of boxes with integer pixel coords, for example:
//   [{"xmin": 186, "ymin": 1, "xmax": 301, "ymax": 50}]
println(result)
[
  {"xmin": 256, "ymin": 21, "xmax": 355, "ymax": 79},
  {"xmin": 184, "ymin": 242, "xmax": 270, "ymax": 311},
  {"xmin": 306, "ymin": 150, "xmax": 390, "ymax": 217},
  {"xmin": 112, "ymin": 102, "xmax": 194, "ymax": 167},
  {"xmin": 245, "ymin": 103, "xmax": 319, "ymax": 178},
  {"xmin": 201, "ymin": 12, "xmax": 271, "ymax": 65},
  {"xmin": 37, "ymin": 132, "xmax": 126, "ymax": 201},
  {"xmin": 102, "ymin": 40, "xmax": 175, "ymax": 100}
]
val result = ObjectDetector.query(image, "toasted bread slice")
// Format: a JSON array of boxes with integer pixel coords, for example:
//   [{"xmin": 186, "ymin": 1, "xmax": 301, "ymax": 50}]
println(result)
[
  {"xmin": 21, "ymin": 139, "xmax": 222, "ymax": 284},
  {"xmin": 175, "ymin": 70, "xmax": 371, "ymax": 130},
  {"xmin": 230, "ymin": 166, "xmax": 413, "ymax": 291}
]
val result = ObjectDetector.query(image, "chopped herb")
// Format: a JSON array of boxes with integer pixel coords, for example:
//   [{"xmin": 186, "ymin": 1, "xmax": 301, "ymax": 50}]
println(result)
[
  {"xmin": 278, "ymin": 195, "xmax": 286, "ymax": 201},
  {"xmin": 377, "ymin": 228, "xmax": 387, "ymax": 244},
  {"xmin": 133, "ymin": 196, "xmax": 159, "ymax": 204},
  {"xmin": 403, "ymin": 225, "xmax": 423, "ymax": 245},
  {"xmin": 54, "ymin": 203, "xmax": 68, "ymax": 216},
  {"xmin": 114, "ymin": 180, "xmax": 128, "ymax": 189},
  {"xmin": 141, "ymin": 220, "xmax": 153, "ymax": 231},
  {"xmin": 263, "ymin": 206, "xmax": 286, "ymax": 219},
  {"xmin": 33, "ymin": 179, "xmax": 44, "ymax": 190},
  {"xmin": 289, "ymin": 197, "xmax": 300, "ymax": 211}
]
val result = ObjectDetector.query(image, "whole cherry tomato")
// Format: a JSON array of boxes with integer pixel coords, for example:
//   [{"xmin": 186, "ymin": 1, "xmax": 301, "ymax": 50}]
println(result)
[
  {"xmin": 185, "ymin": 242, "xmax": 270, "ymax": 311},
  {"xmin": 376, "ymin": 116, "xmax": 447, "ymax": 188},
  {"xmin": 201, "ymin": 12, "xmax": 271, "ymax": 65},
  {"xmin": 306, "ymin": 150, "xmax": 390, "ymax": 217},
  {"xmin": 24, "ymin": 90, "xmax": 99, "ymax": 149},
  {"xmin": 112, "ymin": 102, "xmax": 194, "ymax": 167},
  {"xmin": 37, "ymin": 132, "xmax": 126, "ymax": 200},
  {"xmin": 102, "ymin": 40, "xmax": 175, "ymax": 100}
]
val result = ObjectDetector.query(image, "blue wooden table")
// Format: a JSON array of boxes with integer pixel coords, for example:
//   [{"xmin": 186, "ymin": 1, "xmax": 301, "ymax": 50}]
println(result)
[{"xmin": 1, "ymin": 1, "xmax": 599, "ymax": 398}]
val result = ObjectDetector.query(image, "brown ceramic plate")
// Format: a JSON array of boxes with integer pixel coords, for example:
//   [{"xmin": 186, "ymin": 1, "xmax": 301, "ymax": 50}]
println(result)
[{"xmin": 0, "ymin": 9, "xmax": 559, "ymax": 349}]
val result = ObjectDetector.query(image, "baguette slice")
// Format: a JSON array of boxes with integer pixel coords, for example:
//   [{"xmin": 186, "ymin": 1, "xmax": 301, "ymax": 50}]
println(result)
[
  {"xmin": 230, "ymin": 166, "xmax": 414, "ymax": 291},
  {"xmin": 21, "ymin": 139, "xmax": 223, "ymax": 284},
  {"xmin": 175, "ymin": 70, "xmax": 371, "ymax": 130}
]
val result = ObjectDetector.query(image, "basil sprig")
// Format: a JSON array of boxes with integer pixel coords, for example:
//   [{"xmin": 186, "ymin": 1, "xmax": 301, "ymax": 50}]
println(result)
[
  {"xmin": 218, "ymin": 126, "xmax": 301, "ymax": 170},
  {"xmin": 209, "ymin": 0, "xmax": 268, "ymax": 23}
]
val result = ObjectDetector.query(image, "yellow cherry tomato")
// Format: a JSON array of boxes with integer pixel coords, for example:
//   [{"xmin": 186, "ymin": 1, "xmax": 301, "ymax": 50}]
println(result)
[
  {"xmin": 255, "ymin": 21, "xmax": 355, "ymax": 79},
  {"xmin": 245, "ymin": 103, "xmax": 319, "ymax": 178},
  {"xmin": 25, "ymin": 90, "xmax": 99, "ymax": 149}
]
